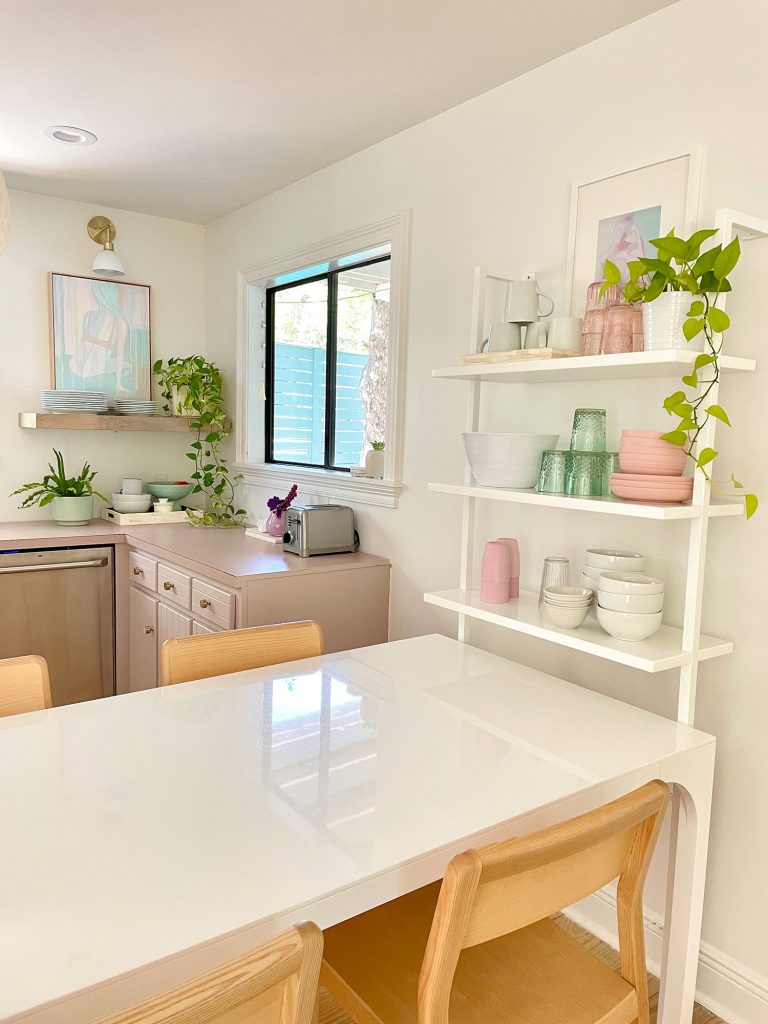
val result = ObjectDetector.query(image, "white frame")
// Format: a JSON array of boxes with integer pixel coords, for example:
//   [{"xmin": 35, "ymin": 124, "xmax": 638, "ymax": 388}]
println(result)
[
  {"xmin": 234, "ymin": 213, "xmax": 410, "ymax": 508},
  {"xmin": 564, "ymin": 146, "xmax": 703, "ymax": 315}
]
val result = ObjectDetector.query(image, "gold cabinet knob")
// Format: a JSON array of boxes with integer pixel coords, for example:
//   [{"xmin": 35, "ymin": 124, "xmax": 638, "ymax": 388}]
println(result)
[
  {"xmin": 133, "ymin": 566, "xmax": 143, "ymax": 575},
  {"xmin": 199, "ymin": 598, "xmax": 211, "ymax": 608},
  {"xmin": 163, "ymin": 581, "xmax": 175, "ymax": 591},
  {"xmin": 144, "ymin": 625, "xmax": 155, "ymax": 635}
]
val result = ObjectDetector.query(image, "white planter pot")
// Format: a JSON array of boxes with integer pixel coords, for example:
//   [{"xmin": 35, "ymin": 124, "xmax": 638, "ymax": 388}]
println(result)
[
  {"xmin": 642, "ymin": 292, "xmax": 706, "ymax": 352},
  {"xmin": 52, "ymin": 495, "xmax": 93, "ymax": 526},
  {"xmin": 365, "ymin": 448, "xmax": 385, "ymax": 479}
]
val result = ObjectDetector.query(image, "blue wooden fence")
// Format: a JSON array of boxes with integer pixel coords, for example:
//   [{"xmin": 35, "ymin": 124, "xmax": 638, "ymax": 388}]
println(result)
[{"xmin": 273, "ymin": 343, "xmax": 367, "ymax": 466}]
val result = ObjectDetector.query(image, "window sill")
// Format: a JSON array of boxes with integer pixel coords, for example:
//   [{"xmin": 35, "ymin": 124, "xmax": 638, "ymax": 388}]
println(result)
[{"xmin": 235, "ymin": 463, "xmax": 403, "ymax": 508}]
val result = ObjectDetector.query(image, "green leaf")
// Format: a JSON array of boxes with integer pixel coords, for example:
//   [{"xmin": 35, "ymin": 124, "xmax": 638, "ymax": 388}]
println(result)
[
  {"xmin": 643, "ymin": 273, "xmax": 668, "ymax": 301},
  {"xmin": 697, "ymin": 447, "xmax": 718, "ymax": 467},
  {"xmin": 603, "ymin": 258, "xmax": 622, "ymax": 285},
  {"xmin": 638, "ymin": 257, "xmax": 677, "ymax": 278},
  {"xmin": 706, "ymin": 404, "xmax": 731, "ymax": 426},
  {"xmin": 683, "ymin": 318, "xmax": 704, "ymax": 340},
  {"xmin": 693, "ymin": 246, "xmax": 721, "ymax": 277},
  {"xmin": 694, "ymin": 353, "xmax": 716, "ymax": 370},
  {"xmin": 650, "ymin": 234, "xmax": 689, "ymax": 261},
  {"xmin": 685, "ymin": 228, "xmax": 719, "ymax": 258},
  {"xmin": 663, "ymin": 390, "xmax": 686, "ymax": 411},
  {"xmin": 732, "ymin": 475, "xmax": 743, "ymax": 489},
  {"xmin": 681, "ymin": 372, "xmax": 698, "ymax": 388},
  {"xmin": 714, "ymin": 235, "xmax": 740, "ymax": 280},
  {"xmin": 745, "ymin": 494, "xmax": 758, "ymax": 519},
  {"xmin": 700, "ymin": 270, "xmax": 732, "ymax": 293},
  {"xmin": 707, "ymin": 306, "xmax": 731, "ymax": 332},
  {"xmin": 185, "ymin": 452, "xmax": 197, "ymax": 460},
  {"xmin": 660, "ymin": 430, "xmax": 688, "ymax": 447},
  {"xmin": 626, "ymin": 259, "xmax": 646, "ymax": 283},
  {"xmin": 688, "ymin": 300, "xmax": 705, "ymax": 316}
]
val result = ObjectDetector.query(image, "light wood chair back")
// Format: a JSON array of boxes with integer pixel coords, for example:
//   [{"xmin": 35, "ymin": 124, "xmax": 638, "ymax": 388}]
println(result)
[
  {"xmin": 160, "ymin": 620, "xmax": 325, "ymax": 686},
  {"xmin": 418, "ymin": 780, "xmax": 669, "ymax": 1024},
  {"xmin": 0, "ymin": 655, "xmax": 52, "ymax": 717},
  {"xmin": 98, "ymin": 922, "xmax": 322, "ymax": 1024}
]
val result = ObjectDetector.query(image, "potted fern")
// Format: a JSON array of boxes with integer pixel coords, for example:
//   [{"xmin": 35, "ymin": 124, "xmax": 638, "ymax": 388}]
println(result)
[{"xmin": 11, "ymin": 450, "xmax": 106, "ymax": 525}]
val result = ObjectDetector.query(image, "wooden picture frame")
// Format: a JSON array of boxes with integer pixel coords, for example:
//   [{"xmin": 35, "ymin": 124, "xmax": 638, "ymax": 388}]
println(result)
[{"xmin": 49, "ymin": 272, "xmax": 152, "ymax": 399}]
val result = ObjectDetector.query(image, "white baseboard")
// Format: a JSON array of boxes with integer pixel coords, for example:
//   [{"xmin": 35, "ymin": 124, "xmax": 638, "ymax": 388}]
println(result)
[{"xmin": 566, "ymin": 891, "xmax": 768, "ymax": 1024}]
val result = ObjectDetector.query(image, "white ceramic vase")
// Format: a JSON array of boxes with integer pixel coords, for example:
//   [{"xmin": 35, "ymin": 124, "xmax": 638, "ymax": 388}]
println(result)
[
  {"xmin": 642, "ymin": 292, "xmax": 706, "ymax": 352},
  {"xmin": 365, "ymin": 448, "xmax": 385, "ymax": 479},
  {"xmin": 52, "ymin": 495, "xmax": 93, "ymax": 526}
]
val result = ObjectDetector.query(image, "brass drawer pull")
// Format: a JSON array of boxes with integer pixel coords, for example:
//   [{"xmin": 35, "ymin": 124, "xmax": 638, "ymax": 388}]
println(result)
[
  {"xmin": 133, "ymin": 566, "xmax": 143, "ymax": 575},
  {"xmin": 199, "ymin": 598, "xmax": 211, "ymax": 609},
  {"xmin": 144, "ymin": 625, "xmax": 155, "ymax": 635},
  {"xmin": 163, "ymin": 581, "xmax": 175, "ymax": 591}
]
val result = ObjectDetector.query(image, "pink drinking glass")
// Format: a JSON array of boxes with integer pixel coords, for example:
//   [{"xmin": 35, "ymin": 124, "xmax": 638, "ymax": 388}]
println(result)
[{"xmin": 480, "ymin": 541, "xmax": 512, "ymax": 604}]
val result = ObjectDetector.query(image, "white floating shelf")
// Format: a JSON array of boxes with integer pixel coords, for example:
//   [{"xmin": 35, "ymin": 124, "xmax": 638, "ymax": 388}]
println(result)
[
  {"xmin": 423, "ymin": 588, "xmax": 733, "ymax": 674},
  {"xmin": 433, "ymin": 350, "xmax": 756, "ymax": 384},
  {"xmin": 428, "ymin": 482, "xmax": 743, "ymax": 520}
]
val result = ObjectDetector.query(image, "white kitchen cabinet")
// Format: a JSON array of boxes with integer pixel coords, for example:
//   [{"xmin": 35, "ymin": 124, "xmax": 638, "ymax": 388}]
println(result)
[
  {"xmin": 157, "ymin": 603, "xmax": 193, "ymax": 649},
  {"xmin": 128, "ymin": 587, "xmax": 159, "ymax": 691},
  {"xmin": 192, "ymin": 620, "xmax": 219, "ymax": 636}
]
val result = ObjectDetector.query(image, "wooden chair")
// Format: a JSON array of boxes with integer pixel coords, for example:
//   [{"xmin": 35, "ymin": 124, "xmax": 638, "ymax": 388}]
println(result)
[
  {"xmin": 0, "ymin": 655, "xmax": 52, "ymax": 717},
  {"xmin": 321, "ymin": 780, "xmax": 670, "ymax": 1024},
  {"xmin": 160, "ymin": 620, "xmax": 325, "ymax": 686},
  {"xmin": 98, "ymin": 921, "xmax": 322, "ymax": 1024}
]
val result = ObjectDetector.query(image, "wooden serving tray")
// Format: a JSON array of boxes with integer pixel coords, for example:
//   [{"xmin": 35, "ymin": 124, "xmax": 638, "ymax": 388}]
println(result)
[{"xmin": 459, "ymin": 347, "xmax": 583, "ymax": 365}]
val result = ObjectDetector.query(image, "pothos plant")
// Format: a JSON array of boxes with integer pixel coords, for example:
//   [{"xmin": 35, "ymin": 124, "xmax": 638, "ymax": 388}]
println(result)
[
  {"xmin": 602, "ymin": 227, "xmax": 757, "ymax": 519},
  {"xmin": 153, "ymin": 356, "xmax": 245, "ymax": 527}
]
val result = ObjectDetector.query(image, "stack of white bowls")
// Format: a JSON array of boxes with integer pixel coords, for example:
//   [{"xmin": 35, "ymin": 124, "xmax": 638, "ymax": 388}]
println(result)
[
  {"xmin": 111, "ymin": 492, "xmax": 153, "ymax": 514},
  {"xmin": 596, "ymin": 572, "xmax": 664, "ymax": 641},
  {"xmin": 581, "ymin": 548, "xmax": 646, "ymax": 594},
  {"xmin": 542, "ymin": 585, "xmax": 593, "ymax": 629}
]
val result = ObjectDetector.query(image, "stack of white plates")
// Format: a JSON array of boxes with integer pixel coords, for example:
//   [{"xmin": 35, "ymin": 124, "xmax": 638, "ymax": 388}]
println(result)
[
  {"xmin": 113, "ymin": 400, "xmax": 157, "ymax": 416},
  {"xmin": 41, "ymin": 390, "xmax": 108, "ymax": 413}
]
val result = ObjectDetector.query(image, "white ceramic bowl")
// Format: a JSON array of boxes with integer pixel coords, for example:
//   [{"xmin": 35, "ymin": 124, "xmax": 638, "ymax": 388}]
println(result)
[
  {"xmin": 598, "ymin": 590, "xmax": 664, "ymax": 614},
  {"xmin": 580, "ymin": 572, "xmax": 598, "ymax": 594},
  {"xmin": 111, "ymin": 493, "xmax": 152, "ymax": 513},
  {"xmin": 545, "ymin": 602, "xmax": 590, "ymax": 629},
  {"xmin": 462, "ymin": 432, "xmax": 559, "ymax": 488},
  {"xmin": 544, "ymin": 586, "xmax": 593, "ymax": 604},
  {"xmin": 596, "ymin": 606, "xmax": 663, "ymax": 641},
  {"xmin": 585, "ymin": 549, "xmax": 645, "ymax": 572},
  {"xmin": 598, "ymin": 571, "xmax": 664, "ymax": 596}
]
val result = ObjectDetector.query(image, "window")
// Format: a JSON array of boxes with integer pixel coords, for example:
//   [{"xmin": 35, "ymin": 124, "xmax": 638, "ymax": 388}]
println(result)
[{"xmin": 265, "ymin": 250, "xmax": 391, "ymax": 471}]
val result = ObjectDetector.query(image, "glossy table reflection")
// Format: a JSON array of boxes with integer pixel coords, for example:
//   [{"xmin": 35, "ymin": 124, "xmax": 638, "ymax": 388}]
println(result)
[{"xmin": 0, "ymin": 635, "xmax": 714, "ymax": 1024}]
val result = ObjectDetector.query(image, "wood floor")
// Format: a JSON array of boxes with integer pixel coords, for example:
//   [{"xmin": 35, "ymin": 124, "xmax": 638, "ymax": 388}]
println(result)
[{"xmin": 317, "ymin": 913, "xmax": 725, "ymax": 1024}]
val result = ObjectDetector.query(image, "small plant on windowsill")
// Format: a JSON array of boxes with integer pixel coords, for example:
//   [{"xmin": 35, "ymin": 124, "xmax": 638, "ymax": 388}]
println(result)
[
  {"xmin": 602, "ymin": 227, "xmax": 757, "ymax": 519},
  {"xmin": 365, "ymin": 440, "xmax": 385, "ymax": 480},
  {"xmin": 153, "ymin": 356, "xmax": 245, "ymax": 528}
]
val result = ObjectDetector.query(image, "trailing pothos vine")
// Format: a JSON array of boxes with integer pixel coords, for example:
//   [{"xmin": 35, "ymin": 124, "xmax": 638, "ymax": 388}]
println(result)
[
  {"xmin": 602, "ymin": 227, "xmax": 758, "ymax": 519},
  {"xmin": 154, "ymin": 356, "xmax": 245, "ymax": 527}
]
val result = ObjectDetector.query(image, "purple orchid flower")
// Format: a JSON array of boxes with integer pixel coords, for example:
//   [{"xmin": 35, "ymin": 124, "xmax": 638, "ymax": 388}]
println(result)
[{"xmin": 267, "ymin": 483, "xmax": 298, "ymax": 517}]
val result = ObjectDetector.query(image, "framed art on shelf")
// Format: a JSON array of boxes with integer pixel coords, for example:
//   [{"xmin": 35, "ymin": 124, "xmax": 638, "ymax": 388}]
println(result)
[
  {"xmin": 49, "ymin": 273, "xmax": 152, "ymax": 400},
  {"xmin": 564, "ymin": 147, "xmax": 702, "ymax": 316}
]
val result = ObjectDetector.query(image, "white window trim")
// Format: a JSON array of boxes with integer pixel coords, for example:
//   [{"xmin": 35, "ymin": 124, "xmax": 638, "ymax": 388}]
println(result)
[{"xmin": 235, "ymin": 213, "xmax": 409, "ymax": 508}]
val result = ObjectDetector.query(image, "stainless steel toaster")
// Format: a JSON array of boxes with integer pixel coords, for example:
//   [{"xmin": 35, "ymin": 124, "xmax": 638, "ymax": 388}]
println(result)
[{"xmin": 283, "ymin": 504, "xmax": 357, "ymax": 557}]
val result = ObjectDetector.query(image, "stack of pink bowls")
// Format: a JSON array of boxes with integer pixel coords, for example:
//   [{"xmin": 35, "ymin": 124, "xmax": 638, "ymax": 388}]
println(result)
[{"xmin": 611, "ymin": 430, "xmax": 693, "ymax": 503}]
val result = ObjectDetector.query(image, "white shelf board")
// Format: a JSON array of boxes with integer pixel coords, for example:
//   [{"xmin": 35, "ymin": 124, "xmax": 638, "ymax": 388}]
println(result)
[
  {"xmin": 423, "ymin": 588, "xmax": 733, "ymax": 673},
  {"xmin": 428, "ymin": 482, "xmax": 744, "ymax": 520},
  {"xmin": 433, "ymin": 349, "xmax": 756, "ymax": 384}
]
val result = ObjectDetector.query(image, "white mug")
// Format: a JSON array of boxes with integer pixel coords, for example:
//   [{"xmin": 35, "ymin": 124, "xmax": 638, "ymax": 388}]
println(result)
[
  {"xmin": 505, "ymin": 280, "xmax": 555, "ymax": 324},
  {"xmin": 524, "ymin": 321, "xmax": 549, "ymax": 348},
  {"xmin": 122, "ymin": 478, "xmax": 143, "ymax": 495},
  {"xmin": 547, "ymin": 317, "xmax": 584, "ymax": 352},
  {"xmin": 482, "ymin": 322, "xmax": 522, "ymax": 352}
]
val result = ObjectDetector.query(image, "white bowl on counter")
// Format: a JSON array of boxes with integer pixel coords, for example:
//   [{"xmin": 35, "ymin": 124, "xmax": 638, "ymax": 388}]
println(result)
[
  {"xmin": 598, "ymin": 590, "xmax": 664, "ymax": 614},
  {"xmin": 598, "ymin": 571, "xmax": 664, "ymax": 596},
  {"xmin": 111, "ymin": 492, "xmax": 152, "ymax": 513},
  {"xmin": 597, "ymin": 606, "xmax": 663, "ymax": 642},
  {"xmin": 462, "ymin": 432, "xmax": 558, "ymax": 488},
  {"xmin": 585, "ymin": 549, "xmax": 645, "ymax": 572}
]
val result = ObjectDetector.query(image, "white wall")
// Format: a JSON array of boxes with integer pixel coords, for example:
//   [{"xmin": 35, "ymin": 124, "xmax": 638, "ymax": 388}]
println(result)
[
  {"xmin": 204, "ymin": 0, "xmax": 768, "ymax": 1017},
  {"xmin": 0, "ymin": 191, "xmax": 205, "ymax": 519}
]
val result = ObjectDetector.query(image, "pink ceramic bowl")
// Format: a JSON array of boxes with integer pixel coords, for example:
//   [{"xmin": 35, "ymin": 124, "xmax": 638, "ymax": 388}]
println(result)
[
  {"xmin": 611, "ymin": 473, "xmax": 693, "ymax": 503},
  {"xmin": 619, "ymin": 452, "xmax": 687, "ymax": 476},
  {"xmin": 621, "ymin": 430, "xmax": 664, "ymax": 439}
]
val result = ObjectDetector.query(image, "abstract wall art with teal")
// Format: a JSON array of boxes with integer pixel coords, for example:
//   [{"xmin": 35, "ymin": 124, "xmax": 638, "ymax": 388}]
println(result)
[{"xmin": 50, "ymin": 274, "xmax": 151, "ymax": 399}]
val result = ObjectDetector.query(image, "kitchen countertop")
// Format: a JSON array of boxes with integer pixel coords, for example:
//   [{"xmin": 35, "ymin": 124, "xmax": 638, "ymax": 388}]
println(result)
[{"xmin": 0, "ymin": 519, "xmax": 389, "ymax": 583}]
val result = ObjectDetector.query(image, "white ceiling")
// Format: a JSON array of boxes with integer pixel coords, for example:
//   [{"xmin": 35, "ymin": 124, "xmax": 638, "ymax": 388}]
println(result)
[{"xmin": 0, "ymin": 0, "xmax": 676, "ymax": 224}]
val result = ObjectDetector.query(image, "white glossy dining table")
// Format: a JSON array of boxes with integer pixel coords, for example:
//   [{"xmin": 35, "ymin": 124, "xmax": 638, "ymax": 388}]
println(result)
[{"xmin": 0, "ymin": 634, "xmax": 714, "ymax": 1024}]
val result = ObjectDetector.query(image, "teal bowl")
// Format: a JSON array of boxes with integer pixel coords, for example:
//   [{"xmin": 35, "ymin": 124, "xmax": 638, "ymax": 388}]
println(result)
[{"xmin": 145, "ymin": 481, "xmax": 195, "ymax": 501}]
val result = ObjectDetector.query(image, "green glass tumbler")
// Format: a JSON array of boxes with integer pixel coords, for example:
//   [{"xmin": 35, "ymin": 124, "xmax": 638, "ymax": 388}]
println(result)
[
  {"xmin": 602, "ymin": 452, "xmax": 620, "ymax": 496},
  {"xmin": 570, "ymin": 408, "xmax": 607, "ymax": 453},
  {"xmin": 566, "ymin": 451, "xmax": 604, "ymax": 496},
  {"xmin": 538, "ymin": 450, "xmax": 568, "ymax": 494}
]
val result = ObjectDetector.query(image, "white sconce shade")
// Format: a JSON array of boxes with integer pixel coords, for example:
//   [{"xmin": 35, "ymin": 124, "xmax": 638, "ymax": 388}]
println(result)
[
  {"xmin": 87, "ymin": 215, "xmax": 126, "ymax": 277},
  {"xmin": 0, "ymin": 171, "xmax": 10, "ymax": 254}
]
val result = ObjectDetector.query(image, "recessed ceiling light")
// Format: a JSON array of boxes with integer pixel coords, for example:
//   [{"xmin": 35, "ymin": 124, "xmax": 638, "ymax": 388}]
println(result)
[{"xmin": 42, "ymin": 125, "xmax": 97, "ymax": 146}]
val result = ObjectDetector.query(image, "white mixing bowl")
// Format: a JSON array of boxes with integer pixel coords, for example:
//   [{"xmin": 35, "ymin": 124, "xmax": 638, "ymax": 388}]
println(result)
[{"xmin": 462, "ymin": 433, "xmax": 558, "ymax": 488}]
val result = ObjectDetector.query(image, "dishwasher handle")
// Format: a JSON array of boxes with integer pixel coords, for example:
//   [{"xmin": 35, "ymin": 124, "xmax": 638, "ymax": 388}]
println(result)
[{"xmin": 0, "ymin": 557, "xmax": 108, "ymax": 574}]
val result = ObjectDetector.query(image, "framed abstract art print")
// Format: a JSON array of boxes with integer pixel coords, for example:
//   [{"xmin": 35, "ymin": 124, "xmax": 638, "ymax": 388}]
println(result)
[{"xmin": 49, "ymin": 273, "xmax": 152, "ymax": 400}]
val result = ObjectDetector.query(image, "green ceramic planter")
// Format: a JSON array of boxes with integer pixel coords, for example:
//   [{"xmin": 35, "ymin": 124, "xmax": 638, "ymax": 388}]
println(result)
[{"xmin": 52, "ymin": 495, "xmax": 93, "ymax": 526}]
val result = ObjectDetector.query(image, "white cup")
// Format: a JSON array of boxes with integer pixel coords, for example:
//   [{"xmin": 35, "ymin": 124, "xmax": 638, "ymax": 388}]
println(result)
[
  {"xmin": 524, "ymin": 321, "xmax": 549, "ymax": 348},
  {"xmin": 547, "ymin": 317, "xmax": 584, "ymax": 352},
  {"xmin": 484, "ymin": 322, "xmax": 522, "ymax": 352},
  {"xmin": 122, "ymin": 478, "xmax": 144, "ymax": 495}
]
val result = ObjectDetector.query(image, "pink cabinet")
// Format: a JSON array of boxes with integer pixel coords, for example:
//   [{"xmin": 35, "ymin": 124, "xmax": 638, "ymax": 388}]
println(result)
[{"xmin": 128, "ymin": 587, "xmax": 158, "ymax": 691}]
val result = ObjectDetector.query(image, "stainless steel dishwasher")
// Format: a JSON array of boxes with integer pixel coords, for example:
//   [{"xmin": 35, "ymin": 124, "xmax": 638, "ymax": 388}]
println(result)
[{"xmin": 0, "ymin": 546, "xmax": 115, "ymax": 706}]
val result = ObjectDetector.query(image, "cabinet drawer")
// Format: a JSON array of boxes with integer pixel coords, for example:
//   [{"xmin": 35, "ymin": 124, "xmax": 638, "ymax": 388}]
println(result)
[
  {"xmin": 157, "ymin": 562, "xmax": 192, "ymax": 609},
  {"xmin": 129, "ymin": 550, "xmax": 157, "ymax": 592},
  {"xmin": 192, "ymin": 577, "xmax": 235, "ymax": 629}
]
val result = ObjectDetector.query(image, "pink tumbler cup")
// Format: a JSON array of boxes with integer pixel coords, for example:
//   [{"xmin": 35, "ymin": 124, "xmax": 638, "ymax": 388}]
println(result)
[
  {"xmin": 481, "ymin": 541, "xmax": 512, "ymax": 604},
  {"xmin": 496, "ymin": 537, "xmax": 520, "ymax": 598}
]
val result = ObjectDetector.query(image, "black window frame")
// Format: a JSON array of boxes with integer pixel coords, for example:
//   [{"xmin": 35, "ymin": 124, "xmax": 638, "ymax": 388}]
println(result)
[{"xmin": 265, "ymin": 253, "xmax": 391, "ymax": 472}]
